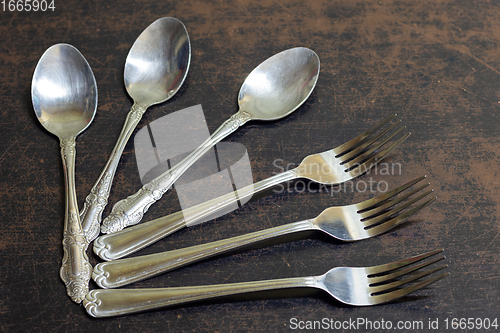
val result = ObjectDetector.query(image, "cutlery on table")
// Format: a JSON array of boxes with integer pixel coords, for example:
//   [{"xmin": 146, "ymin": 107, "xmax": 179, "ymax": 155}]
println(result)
[
  {"xmin": 79, "ymin": 17, "xmax": 191, "ymax": 243},
  {"xmin": 94, "ymin": 114, "xmax": 409, "ymax": 261},
  {"xmin": 31, "ymin": 44, "xmax": 97, "ymax": 303},
  {"xmin": 93, "ymin": 176, "xmax": 434, "ymax": 288},
  {"xmin": 83, "ymin": 249, "xmax": 448, "ymax": 317},
  {"xmin": 101, "ymin": 47, "xmax": 321, "ymax": 234}
]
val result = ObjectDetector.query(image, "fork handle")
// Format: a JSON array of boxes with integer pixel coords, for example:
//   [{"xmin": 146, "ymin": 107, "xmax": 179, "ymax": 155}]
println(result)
[
  {"xmin": 80, "ymin": 103, "xmax": 148, "ymax": 243},
  {"xmin": 84, "ymin": 276, "xmax": 315, "ymax": 317},
  {"xmin": 93, "ymin": 169, "xmax": 298, "ymax": 261},
  {"xmin": 93, "ymin": 219, "xmax": 314, "ymax": 288},
  {"xmin": 100, "ymin": 110, "xmax": 252, "ymax": 234}
]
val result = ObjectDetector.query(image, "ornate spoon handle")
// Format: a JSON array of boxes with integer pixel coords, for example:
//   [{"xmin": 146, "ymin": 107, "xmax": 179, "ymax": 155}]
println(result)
[
  {"xmin": 94, "ymin": 169, "xmax": 298, "ymax": 261},
  {"xmin": 93, "ymin": 219, "xmax": 313, "ymax": 288},
  {"xmin": 84, "ymin": 276, "xmax": 314, "ymax": 317},
  {"xmin": 100, "ymin": 110, "xmax": 252, "ymax": 234},
  {"xmin": 59, "ymin": 137, "xmax": 93, "ymax": 304},
  {"xmin": 80, "ymin": 103, "xmax": 148, "ymax": 243}
]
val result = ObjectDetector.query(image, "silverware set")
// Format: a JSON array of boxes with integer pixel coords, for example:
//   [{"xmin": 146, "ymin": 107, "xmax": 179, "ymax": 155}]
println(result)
[
  {"xmin": 31, "ymin": 17, "xmax": 448, "ymax": 317},
  {"xmin": 93, "ymin": 176, "xmax": 434, "ymax": 289},
  {"xmin": 93, "ymin": 114, "xmax": 409, "ymax": 261}
]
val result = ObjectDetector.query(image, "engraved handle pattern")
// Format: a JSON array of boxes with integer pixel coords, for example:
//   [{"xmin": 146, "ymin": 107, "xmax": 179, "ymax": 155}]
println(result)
[
  {"xmin": 93, "ymin": 210, "xmax": 186, "ymax": 261},
  {"xmin": 101, "ymin": 110, "xmax": 253, "ymax": 234},
  {"xmin": 93, "ymin": 169, "xmax": 298, "ymax": 261},
  {"xmin": 92, "ymin": 219, "xmax": 314, "ymax": 288},
  {"xmin": 80, "ymin": 103, "xmax": 147, "ymax": 243},
  {"xmin": 59, "ymin": 137, "xmax": 93, "ymax": 304},
  {"xmin": 84, "ymin": 276, "xmax": 315, "ymax": 317}
]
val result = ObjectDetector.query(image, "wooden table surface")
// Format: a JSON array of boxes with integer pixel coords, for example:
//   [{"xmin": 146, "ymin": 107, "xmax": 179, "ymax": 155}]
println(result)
[{"xmin": 2, "ymin": 0, "xmax": 500, "ymax": 331}]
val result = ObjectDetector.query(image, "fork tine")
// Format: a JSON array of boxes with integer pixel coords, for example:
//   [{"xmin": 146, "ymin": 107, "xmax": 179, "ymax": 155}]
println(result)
[
  {"xmin": 361, "ymin": 187, "xmax": 432, "ymax": 223},
  {"xmin": 370, "ymin": 264, "xmax": 448, "ymax": 294},
  {"xmin": 347, "ymin": 132, "xmax": 410, "ymax": 178},
  {"xmin": 333, "ymin": 114, "xmax": 397, "ymax": 156},
  {"xmin": 364, "ymin": 197, "xmax": 436, "ymax": 237},
  {"xmin": 341, "ymin": 125, "xmax": 405, "ymax": 166},
  {"xmin": 356, "ymin": 176, "xmax": 426, "ymax": 212},
  {"xmin": 364, "ymin": 194, "xmax": 435, "ymax": 230},
  {"xmin": 366, "ymin": 249, "xmax": 443, "ymax": 275},
  {"xmin": 369, "ymin": 256, "xmax": 445, "ymax": 284},
  {"xmin": 369, "ymin": 272, "xmax": 449, "ymax": 305},
  {"xmin": 362, "ymin": 184, "xmax": 430, "ymax": 218},
  {"xmin": 337, "ymin": 121, "xmax": 401, "ymax": 163}
]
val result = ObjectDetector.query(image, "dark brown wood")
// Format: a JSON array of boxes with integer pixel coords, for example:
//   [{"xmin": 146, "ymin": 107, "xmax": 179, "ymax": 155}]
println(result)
[{"xmin": 1, "ymin": 0, "xmax": 500, "ymax": 331}]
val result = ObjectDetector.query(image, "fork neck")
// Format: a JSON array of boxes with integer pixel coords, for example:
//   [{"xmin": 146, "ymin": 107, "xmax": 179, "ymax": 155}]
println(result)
[
  {"xmin": 182, "ymin": 168, "xmax": 298, "ymax": 227},
  {"xmin": 249, "ymin": 168, "xmax": 299, "ymax": 196}
]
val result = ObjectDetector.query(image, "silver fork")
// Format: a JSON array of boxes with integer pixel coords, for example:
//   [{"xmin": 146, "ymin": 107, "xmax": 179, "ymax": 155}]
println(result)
[
  {"xmin": 84, "ymin": 249, "xmax": 448, "ymax": 317},
  {"xmin": 93, "ymin": 176, "xmax": 434, "ymax": 288},
  {"xmin": 94, "ymin": 115, "xmax": 410, "ymax": 261}
]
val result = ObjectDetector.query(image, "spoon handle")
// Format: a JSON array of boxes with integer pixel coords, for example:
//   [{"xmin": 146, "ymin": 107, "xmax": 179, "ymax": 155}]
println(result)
[
  {"xmin": 93, "ymin": 169, "xmax": 298, "ymax": 260},
  {"xmin": 93, "ymin": 219, "xmax": 314, "ymax": 288},
  {"xmin": 59, "ymin": 137, "xmax": 93, "ymax": 304},
  {"xmin": 80, "ymin": 102, "xmax": 148, "ymax": 243},
  {"xmin": 100, "ymin": 110, "xmax": 253, "ymax": 234},
  {"xmin": 84, "ymin": 276, "xmax": 314, "ymax": 317}
]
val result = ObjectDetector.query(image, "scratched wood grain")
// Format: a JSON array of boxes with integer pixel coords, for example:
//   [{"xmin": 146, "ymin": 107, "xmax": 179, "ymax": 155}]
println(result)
[{"xmin": 1, "ymin": 0, "xmax": 500, "ymax": 332}]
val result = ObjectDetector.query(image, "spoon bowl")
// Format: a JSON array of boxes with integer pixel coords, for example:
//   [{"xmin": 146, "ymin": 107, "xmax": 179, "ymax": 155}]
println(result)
[
  {"xmin": 79, "ymin": 17, "xmax": 191, "ymax": 243},
  {"xmin": 32, "ymin": 44, "xmax": 97, "ymax": 138},
  {"xmin": 102, "ymin": 47, "xmax": 320, "ymax": 233},
  {"xmin": 238, "ymin": 47, "xmax": 319, "ymax": 120},
  {"xmin": 125, "ymin": 17, "xmax": 191, "ymax": 107},
  {"xmin": 31, "ymin": 43, "xmax": 97, "ymax": 303}
]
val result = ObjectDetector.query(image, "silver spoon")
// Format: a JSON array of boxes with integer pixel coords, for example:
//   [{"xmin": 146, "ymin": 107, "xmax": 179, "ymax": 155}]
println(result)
[
  {"xmin": 101, "ymin": 47, "xmax": 320, "ymax": 233},
  {"xmin": 79, "ymin": 17, "xmax": 191, "ymax": 243},
  {"xmin": 31, "ymin": 43, "xmax": 97, "ymax": 303}
]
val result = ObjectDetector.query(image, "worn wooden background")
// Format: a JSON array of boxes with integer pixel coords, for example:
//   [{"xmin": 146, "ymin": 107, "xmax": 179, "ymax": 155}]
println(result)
[{"xmin": 1, "ymin": 0, "xmax": 500, "ymax": 332}]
